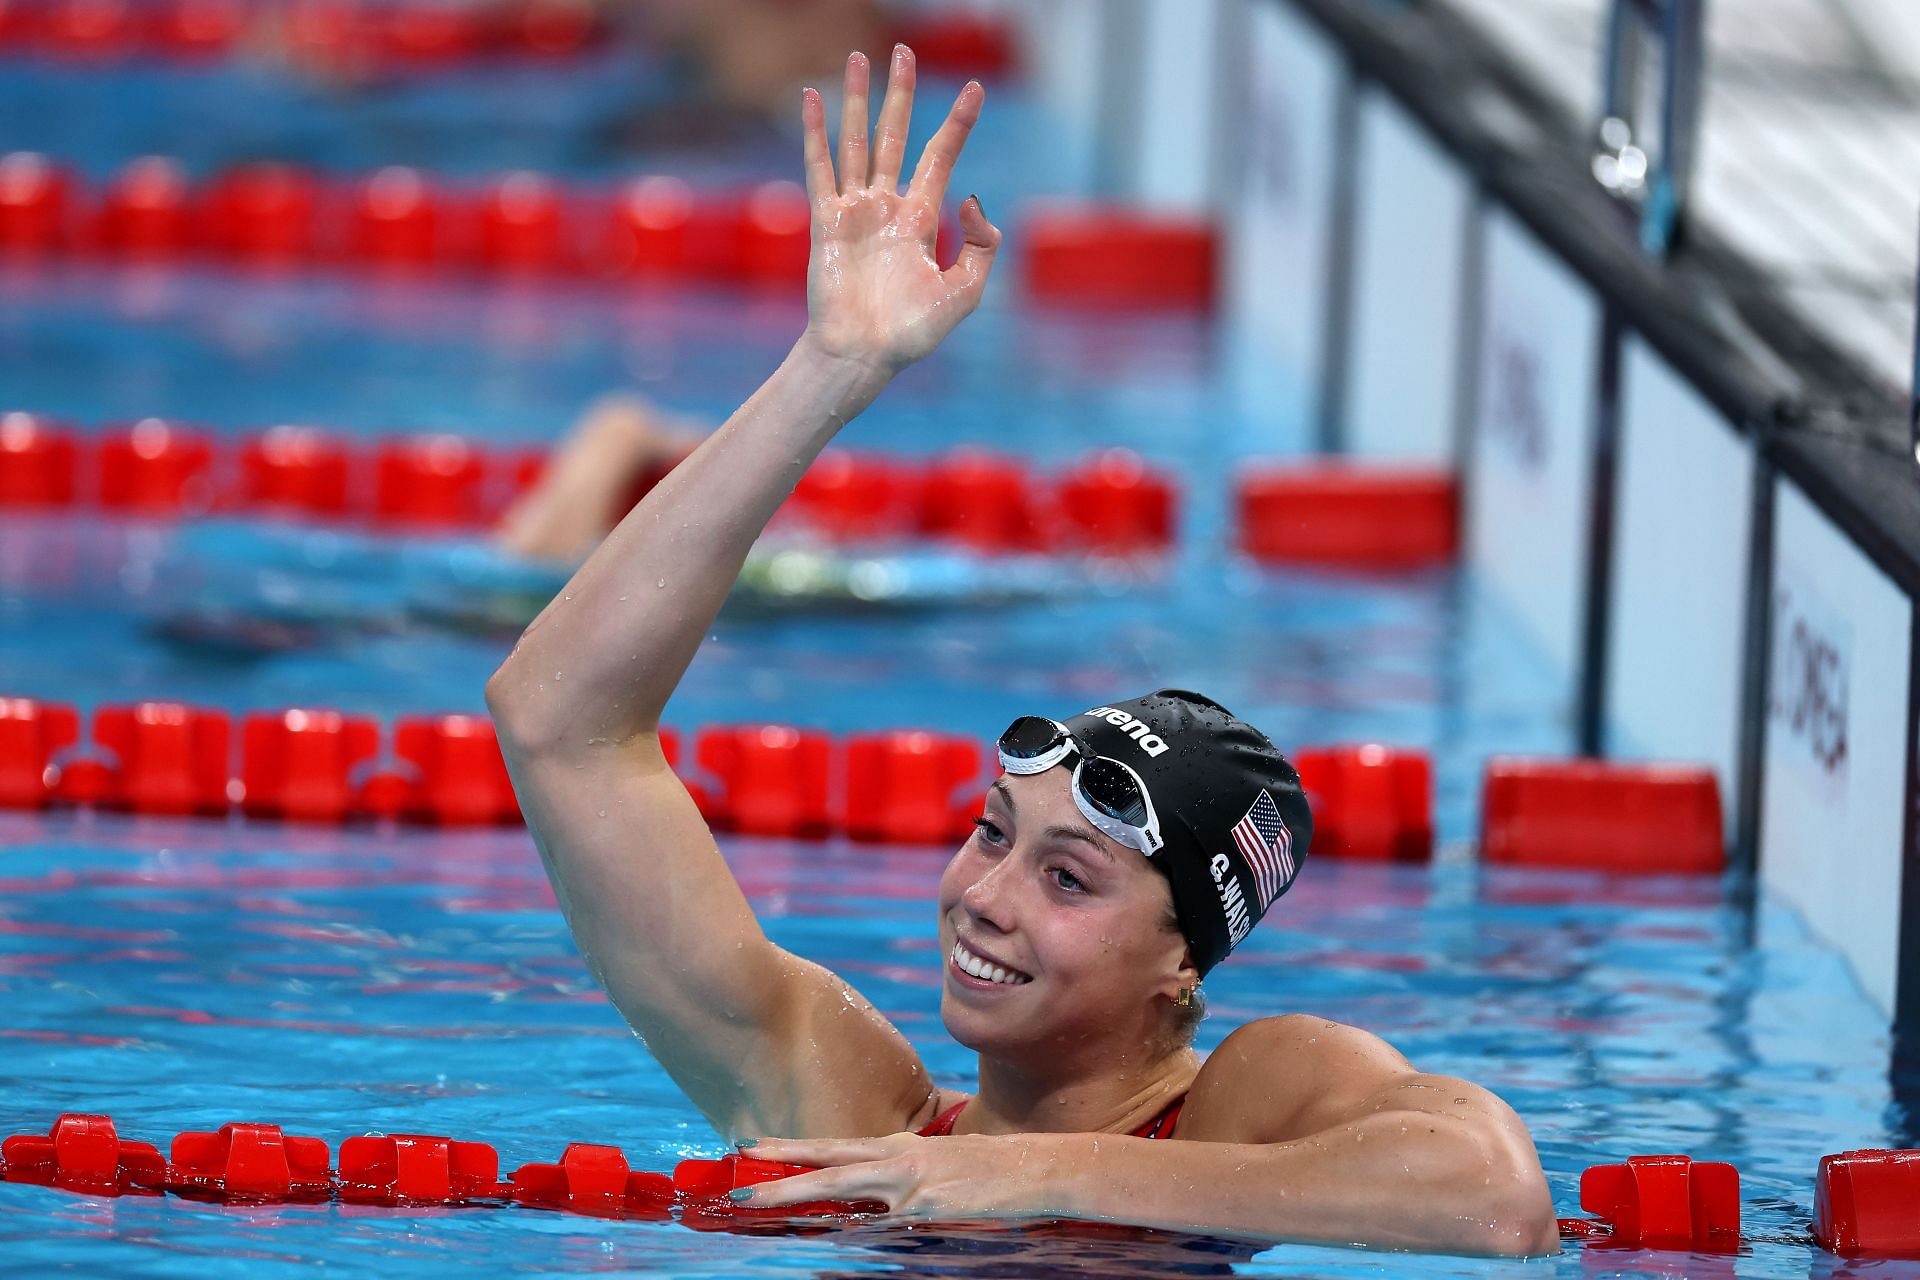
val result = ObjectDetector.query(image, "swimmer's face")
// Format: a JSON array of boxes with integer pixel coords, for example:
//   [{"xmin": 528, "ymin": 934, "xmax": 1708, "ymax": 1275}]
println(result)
[{"xmin": 935, "ymin": 768, "xmax": 1195, "ymax": 1064}]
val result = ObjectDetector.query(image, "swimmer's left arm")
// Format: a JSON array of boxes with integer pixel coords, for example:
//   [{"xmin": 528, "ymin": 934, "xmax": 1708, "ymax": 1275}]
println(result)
[{"xmin": 743, "ymin": 1018, "xmax": 1560, "ymax": 1257}]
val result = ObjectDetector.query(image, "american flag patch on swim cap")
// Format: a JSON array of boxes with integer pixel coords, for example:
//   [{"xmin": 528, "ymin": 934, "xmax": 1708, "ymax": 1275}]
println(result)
[{"xmin": 1232, "ymin": 788, "xmax": 1296, "ymax": 910}]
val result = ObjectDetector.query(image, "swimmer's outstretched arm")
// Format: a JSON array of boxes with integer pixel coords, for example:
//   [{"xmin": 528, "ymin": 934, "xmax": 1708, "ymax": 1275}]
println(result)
[
  {"xmin": 745, "ymin": 1018, "xmax": 1560, "ymax": 1257},
  {"xmin": 486, "ymin": 47, "xmax": 1000, "ymax": 1141}
]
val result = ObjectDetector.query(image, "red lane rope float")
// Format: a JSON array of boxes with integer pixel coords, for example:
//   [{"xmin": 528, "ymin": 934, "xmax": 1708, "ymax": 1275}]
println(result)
[
  {"xmin": 0, "ymin": 1113, "xmax": 867, "ymax": 1228},
  {"xmin": 842, "ymin": 731, "xmax": 983, "ymax": 845},
  {"xmin": 0, "ymin": 699, "xmax": 1436, "ymax": 864},
  {"xmin": 0, "ymin": 1113, "xmax": 1780, "ymax": 1256},
  {"xmin": 1236, "ymin": 464, "xmax": 1459, "ymax": 571},
  {"xmin": 1293, "ymin": 745, "xmax": 1433, "ymax": 862},
  {"xmin": 0, "ymin": 409, "xmax": 77, "ymax": 506},
  {"xmin": 339, "ymin": 1133, "xmax": 505, "ymax": 1206},
  {"xmin": 54, "ymin": 701, "xmax": 233, "ymax": 813},
  {"xmin": 1479, "ymin": 758, "xmax": 1725, "ymax": 873},
  {"xmin": 0, "ymin": 4, "xmax": 1010, "ymax": 73},
  {"xmin": 240, "ymin": 707, "xmax": 381, "ymax": 823},
  {"xmin": 0, "ymin": 696, "xmax": 78, "ymax": 809},
  {"xmin": 0, "ymin": 413, "xmax": 1182, "ymax": 556},
  {"xmin": 1814, "ymin": 1149, "xmax": 1920, "ymax": 1258},
  {"xmin": 0, "ymin": 0, "xmax": 607, "ymax": 66},
  {"xmin": 1558, "ymin": 1155, "xmax": 1740, "ymax": 1253},
  {"xmin": 0, "ymin": 154, "xmax": 832, "ymax": 288},
  {"xmin": 1020, "ymin": 204, "xmax": 1217, "ymax": 311},
  {"xmin": 511, "ymin": 1143, "xmax": 672, "ymax": 1219},
  {"xmin": 0, "ymin": 1113, "xmax": 166, "ymax": 1196},
  {"xmin": 170, "ymin": 1123, "xmax": 332, "ymax": 1202}
]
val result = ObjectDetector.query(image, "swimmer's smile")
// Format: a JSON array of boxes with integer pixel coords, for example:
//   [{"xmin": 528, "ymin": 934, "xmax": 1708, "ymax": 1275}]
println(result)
[{"xmin": 948, "ymin": 937, "xmax": 1032, "ymax": 991}]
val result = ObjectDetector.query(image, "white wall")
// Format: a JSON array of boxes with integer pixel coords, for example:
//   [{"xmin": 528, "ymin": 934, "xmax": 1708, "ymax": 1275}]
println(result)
[
  {"xmin": 1226, "ymin": 0, "xmax": 1346, "ymax": 444},
  {"xmin": 1760, "ymin": 477, "xmax": 1915, "ymax": 1017},
  {"xmin": 1342, "ymin": 88, "xmax": 1475, "ymax": 463},
  {"xmin": 1604, "ymin": 337, "xmax": 1755, "ymax": 826},
  {"xmin": 1015, "ymin": 0, "xmax": 1234, "ymax": 211},
  {"xmin": 1466, "ymin": 208, "xmax": 1605, "ymax": 689},
  {"xmin": 1015, "ymin": 0, "xmax": 1109, "ymax": 195},
  {"xmin": 1130, "ymin": 0, "xmax": 1233, "ymax": 213}
]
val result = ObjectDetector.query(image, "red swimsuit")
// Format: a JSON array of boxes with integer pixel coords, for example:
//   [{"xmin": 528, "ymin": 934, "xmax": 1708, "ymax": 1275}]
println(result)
[{"xmin": 918, "ymin": 1096, "xmax": 1185, "ymax": 1139}]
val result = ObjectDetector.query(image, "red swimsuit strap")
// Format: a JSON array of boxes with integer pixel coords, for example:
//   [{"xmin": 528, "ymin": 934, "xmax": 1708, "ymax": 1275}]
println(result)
[
  {"xmin": 1133, "ymin": 1096, "xmax": 1184, "ymax": 1139},
  {"xmin": 918, "ymin": 1101, "xmax": 968, "ymax": 1137},
  {"xmin": 917, "ymin": 1096, "xmax": 1186, "ymax": 1140}
]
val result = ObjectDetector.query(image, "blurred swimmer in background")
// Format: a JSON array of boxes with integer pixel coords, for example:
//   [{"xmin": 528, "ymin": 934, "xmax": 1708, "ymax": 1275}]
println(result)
[{"xmin": 484, "ymin": 45, "xmax": 1558, "ymax": 1257}]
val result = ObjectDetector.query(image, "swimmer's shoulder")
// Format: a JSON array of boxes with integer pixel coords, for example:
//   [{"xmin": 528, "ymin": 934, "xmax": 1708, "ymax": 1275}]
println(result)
[{"xmin": 1176, "ymin": 1014, "xmax": 1414, "ymax": 1143}]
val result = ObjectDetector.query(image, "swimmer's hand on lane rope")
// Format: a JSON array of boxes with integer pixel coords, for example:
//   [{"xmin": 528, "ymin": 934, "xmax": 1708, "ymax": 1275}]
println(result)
[
  {"xmin": 796, "ymin": 45, "xmax": 1000, "ymax": 380},
  {"xmin": 731, "ymin": 1132, "xmax": 1045, "ymax": 1220}
]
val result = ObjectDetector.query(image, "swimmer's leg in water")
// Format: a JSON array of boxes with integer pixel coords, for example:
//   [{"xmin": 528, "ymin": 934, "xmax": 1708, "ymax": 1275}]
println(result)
[{"xmin": 494, "ymin": 393, "xmax": 706, "ymax": 563}]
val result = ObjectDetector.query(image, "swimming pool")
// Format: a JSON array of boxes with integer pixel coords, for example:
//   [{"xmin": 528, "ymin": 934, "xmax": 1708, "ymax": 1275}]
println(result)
[{"xmin": 0, "ymin": 26, "xmax": 1906, "ymax": 1279}]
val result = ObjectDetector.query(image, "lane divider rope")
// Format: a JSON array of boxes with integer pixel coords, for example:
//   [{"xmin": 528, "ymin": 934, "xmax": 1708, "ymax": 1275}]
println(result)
[
  {"xmin": 0, "ymin": 694, "xmax": 1727, "ymax": 871},
  {"xmin": 0, "ymin": 413, "xmax": 1178, "ymax": 555},
  {"xmin": 7, "ymin": 1111, "xmax": 1915, "ymax": 1256}
]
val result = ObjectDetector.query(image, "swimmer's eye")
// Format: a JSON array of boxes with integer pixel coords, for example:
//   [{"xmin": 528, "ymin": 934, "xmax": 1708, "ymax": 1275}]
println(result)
[
  {"xmin": 971, "ymin": 817, "xmax": 1008, "ymax": 847},
  {"xmin": 1049, "ymin": 866, "xmax": 1085, "ymax": 894}
]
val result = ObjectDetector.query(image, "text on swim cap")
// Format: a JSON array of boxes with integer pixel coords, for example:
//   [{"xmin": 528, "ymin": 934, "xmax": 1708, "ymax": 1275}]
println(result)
[
  {"xmin": 1082, "ymin": 707, "xmax": 1171, "ymax": 757},
  {"xmin": 1209, "ymin": 853, "xmax": 1252, "ymax": 944}
]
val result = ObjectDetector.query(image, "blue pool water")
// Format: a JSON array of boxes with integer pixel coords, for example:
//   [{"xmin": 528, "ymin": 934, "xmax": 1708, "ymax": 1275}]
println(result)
[
  {"xmin": 0, "ymin": 813, "xmax": 1897, "ymax": 1277},
  {"xmin": 0, "ymin": 46, "xmax": 1906, "ymax": 1280}
]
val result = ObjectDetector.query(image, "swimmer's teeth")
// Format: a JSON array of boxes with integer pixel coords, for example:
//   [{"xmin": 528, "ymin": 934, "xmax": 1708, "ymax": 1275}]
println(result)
[{"xmin": 952, "ymin": 941, "xmax": 1029, "ymax": 985}]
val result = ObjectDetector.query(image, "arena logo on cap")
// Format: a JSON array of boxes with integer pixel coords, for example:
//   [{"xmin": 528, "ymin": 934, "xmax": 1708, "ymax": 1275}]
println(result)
[{"xmin": 1081, "ymin": 707, "xmax": 1171, "ymax": 757}]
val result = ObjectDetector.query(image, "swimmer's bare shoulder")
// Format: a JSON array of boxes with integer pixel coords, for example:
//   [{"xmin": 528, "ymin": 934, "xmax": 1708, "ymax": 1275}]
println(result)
[
  {"xmin": 1180, "ymin": 1015, "xmax": 1534, "ymax": 1148},
  {"xmin": 1178, "ymin": 1015, "xmax": 1550, "ymax": 1209}
]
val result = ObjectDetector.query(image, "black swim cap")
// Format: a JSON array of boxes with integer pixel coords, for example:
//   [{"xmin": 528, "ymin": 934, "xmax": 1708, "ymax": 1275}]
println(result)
[{"xmin": 1058, "ymin": 690, "xmax": 1311, "ymax": 977}]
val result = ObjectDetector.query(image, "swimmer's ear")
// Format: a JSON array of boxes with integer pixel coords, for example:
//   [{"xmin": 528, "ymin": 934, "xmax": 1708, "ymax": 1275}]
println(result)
[{"xmin": 1163, "ymin": 943, "xmax": 1201, "ymax": 1000}]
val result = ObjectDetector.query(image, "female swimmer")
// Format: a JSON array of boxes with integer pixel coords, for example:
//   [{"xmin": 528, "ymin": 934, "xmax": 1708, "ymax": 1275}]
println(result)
[{"xmin": 485, "ymin": 46, "xmax": 1558, "ymax": 1257}]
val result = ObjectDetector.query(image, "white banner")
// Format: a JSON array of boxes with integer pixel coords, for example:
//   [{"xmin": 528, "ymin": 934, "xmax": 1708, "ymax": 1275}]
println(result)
[
  {"xmin": 1342, "ymin": 88, "xmax": 1474, "ymax": 462},
  {"xmin": 1604, "ymin": 337, "xmax": 1755, "ymax": 826},
  {"xmin": 1226, "ymin": 0, "xmax": 1344, "ymax": 444},
  {"xmin": 1132, "ymin": 0, "xmax": 1231, "ymax": 212},
  {"xmin": 1760, "ymin": 477, "xmax": 1914, "ymax": 1017},
  {"xmin": 1465, "ymin": 208, "xmax": 1604, "ymax": 688}
]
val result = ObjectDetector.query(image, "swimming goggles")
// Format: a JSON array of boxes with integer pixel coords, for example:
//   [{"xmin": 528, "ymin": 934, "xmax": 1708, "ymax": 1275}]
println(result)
[{"xmin": 995, "ymin": 716, "xmax": 1166, "ymax": 857}]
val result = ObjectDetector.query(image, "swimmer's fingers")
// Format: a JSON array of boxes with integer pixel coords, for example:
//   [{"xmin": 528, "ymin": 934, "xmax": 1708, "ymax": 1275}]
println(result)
[
  {"xmin": 801, "ymin": 86, "xmax": 837, "ymax": 204},
  {"xmin": 907, "ymin": 82, "xmax": 984, "ymax": 212},
  {"xmin": 837, "ymin": 52, "xmax": 872, "ymax": 191},
  {"xmin": 735, "ymin": 1156, "xmax": 906, "ymax": 1212},
  {"xmin": 736, "ymin": 1134, "xmax": 924, "ymax": 1210},
  {"xmin": 942, "ymin": 194, "xmax": 1002, "ymax": 303},
  {"xmin": 742, "ymin": 1133, "xmax": 920, "ymax": 1169},
  {"xmin": 869, "ymin": 43, "xmax": 918, "ymax": 193}
]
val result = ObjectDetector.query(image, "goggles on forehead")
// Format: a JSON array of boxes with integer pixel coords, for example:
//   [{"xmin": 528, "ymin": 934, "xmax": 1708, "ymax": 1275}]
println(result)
[{"xmin": 995, "ymin": 716, "xmax": 1165, "ymax": 857}]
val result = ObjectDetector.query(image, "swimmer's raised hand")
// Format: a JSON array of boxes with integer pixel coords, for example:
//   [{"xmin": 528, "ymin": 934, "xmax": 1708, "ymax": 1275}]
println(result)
[
  {"xmin": 797, "ymin": 47, "xmax": 1000, "ymax": 376},
  {"xmin": 490, "ymin": 47, "xmax": 988, "ymax": 1151}
]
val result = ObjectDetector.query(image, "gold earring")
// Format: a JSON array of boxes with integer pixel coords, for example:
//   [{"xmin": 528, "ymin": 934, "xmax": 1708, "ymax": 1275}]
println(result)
[{"xmin": 1175, "ymin": 987, "xmax": 1194, "ymax": 1008}]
